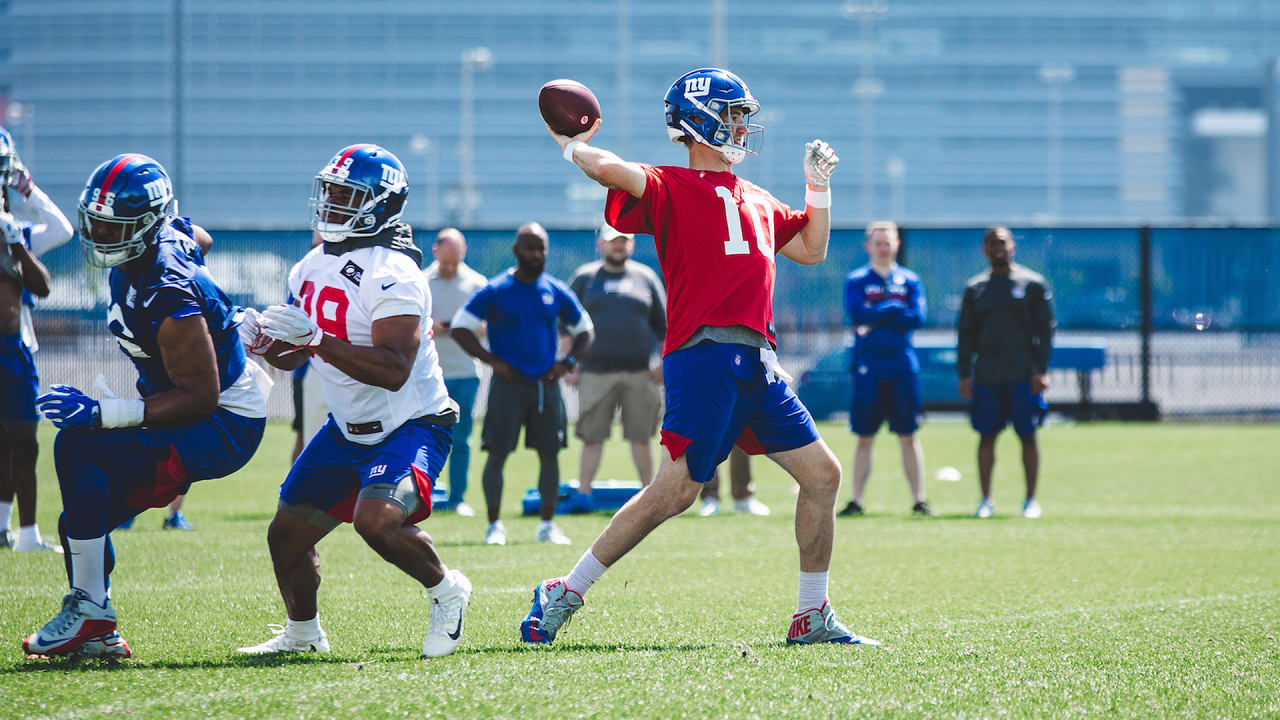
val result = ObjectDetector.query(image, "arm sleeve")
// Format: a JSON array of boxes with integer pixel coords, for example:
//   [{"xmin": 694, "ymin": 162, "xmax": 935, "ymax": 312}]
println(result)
[
  {"xmin": 1032, "ymin": 282, "xmax": 1055, "ymax": 374},
  {"xmin": 605, "ymin": 164, "xmax": 664, "ymax": 235},
  {"xmin": 956, "ymin": 287, "xmax": 977, "ymax": 378},
  {"xmin": 891, "ymin": 276, "xmax": 927, "ymax": 332},
  {"xmin": 451, "ymin": 285, "xmax": 492, "ymax": 331},
  {"xmin": 647, "ymin": 270, "xmax": 667, "ymax": 340},
  {"xmin": 772, "ymin": 202, "xmax": 810, "ymax": 254},
  {"xmin": 17, "ymin": 185, "xmax": 74, "ymax": 257},
  {"xmin": 557, "ymin": 282, "xmax": 593, "ymax": 335},
  {"xmin": 362, "ymin": 257, "xmax": 427, "ymax": 322},
  {"xmin": 144, "ymin": 274, "xmax": 203, "ymax": 324}
]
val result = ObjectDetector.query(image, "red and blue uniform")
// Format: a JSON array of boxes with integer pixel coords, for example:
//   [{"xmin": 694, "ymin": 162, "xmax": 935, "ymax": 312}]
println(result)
[
  {"xmin": 844, "ymin": 264, "xmax": 925, "ymax": 435},
  {"xmin": 605, "ymin": 163, "xmax": 818, "ymax": 482}
]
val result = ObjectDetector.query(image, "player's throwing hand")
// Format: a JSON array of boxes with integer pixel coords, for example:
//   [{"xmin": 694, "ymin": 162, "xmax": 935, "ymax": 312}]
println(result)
[
  {"xmin": 803, "ymin": 139, "xmax": 839, "ymax": 188},
  {"xmin": 261, "ymin": 303, "xmax": 323, "ymax": 347}
]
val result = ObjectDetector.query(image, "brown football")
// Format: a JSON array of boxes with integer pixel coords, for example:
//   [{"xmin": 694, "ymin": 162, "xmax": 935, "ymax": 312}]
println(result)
[{"xmin": 539, "ymin": 79, "xmax": 601, "ymax": 137}]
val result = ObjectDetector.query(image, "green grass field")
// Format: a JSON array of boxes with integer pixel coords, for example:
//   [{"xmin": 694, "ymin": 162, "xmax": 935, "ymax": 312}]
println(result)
[{"xmin": 1, "ymin": 420, "xmax": 1277, "ymax": 718}]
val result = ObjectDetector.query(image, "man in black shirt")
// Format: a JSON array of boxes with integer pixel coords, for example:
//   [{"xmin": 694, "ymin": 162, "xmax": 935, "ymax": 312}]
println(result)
[{"xmin": 956, "ymin": 227, "xmax": 1054, "ymax": 519}]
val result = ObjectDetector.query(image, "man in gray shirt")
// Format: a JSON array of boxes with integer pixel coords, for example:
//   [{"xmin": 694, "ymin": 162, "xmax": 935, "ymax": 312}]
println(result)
[
  {"xmin": 956, "ymin": 226, "xmax": 1055, "ymax": 520},
  {"xmin": 425, "ymin": 228, "xmax": 488, "ymax": 517},
  {"xmin": 566, "ymin": 224, "xmax": 666, "ymax": 510}
]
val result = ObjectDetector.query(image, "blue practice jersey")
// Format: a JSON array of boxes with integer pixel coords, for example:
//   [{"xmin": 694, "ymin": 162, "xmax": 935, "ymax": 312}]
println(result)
[
  {"xmin": 844, "ymin": 264, "xmax": 926, "ymax": 374},
  {"xmin": 456, "ymin": 270, "xmax": 588, "ymax": 382},
  {"xmin": 106, "ymin": 216, "xmax": 246, "ymax": 398}
]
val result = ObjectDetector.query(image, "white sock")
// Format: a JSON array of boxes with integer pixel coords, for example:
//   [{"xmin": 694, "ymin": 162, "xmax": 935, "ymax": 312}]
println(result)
[
  {"xmin": 0, "ymin": 501, "xmax": 12, "ymax": 530},
  {"xmin": 287, "ymin": 615, "xmax": 322, "ymax": 638},
  {"xmin": 797, "ymin": 571, "xmax": 829, "ymax": 613},
  {"xmin": 17, "ymin": 524, "xmax": 41, "ymax": 547},
  {"xmin": 565, "ymin": 550, "xmax": 607, "ymax": 596},
  {"xmin": 539, "ymin": 519, "xmax": 553, "ymax": 531},
  {"xmin": 426, "ymin": 568, "xmax": 456, "ymax": 599},
  {"xmin": 68, "ymin": 536, "xmax": 108, "ymax": 604}
]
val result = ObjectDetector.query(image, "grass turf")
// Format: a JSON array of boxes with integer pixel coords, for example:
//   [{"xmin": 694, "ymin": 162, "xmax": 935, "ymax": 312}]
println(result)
[{"xmin": 1, "ymin": 420, "xmax": 1277, "ymax": 718}]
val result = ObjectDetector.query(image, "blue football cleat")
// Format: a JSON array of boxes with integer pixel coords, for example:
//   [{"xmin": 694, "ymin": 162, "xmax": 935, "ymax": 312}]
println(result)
[{"xmin": 520, "ymin": 578, "xmax": 583, "ymax": 644}]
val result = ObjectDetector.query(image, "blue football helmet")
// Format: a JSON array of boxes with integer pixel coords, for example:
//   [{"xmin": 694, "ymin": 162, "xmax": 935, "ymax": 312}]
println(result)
[
  {"xmin": 78, "ymin": 154, "xmax": 176, "ymax": 267},
  {"xmin": 0, "ymin": 127, "xmax": 15, "ymax": 179},
  {"xmin": 664, "ymin": 68, "xmax": 763, "ymax": 164},
  {"xmin": 310, "ymin": 144, "xmax": 408, "ymax": 243}
]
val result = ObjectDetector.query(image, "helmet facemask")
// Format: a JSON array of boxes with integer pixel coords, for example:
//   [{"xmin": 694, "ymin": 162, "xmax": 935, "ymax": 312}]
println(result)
[
  {"xmin": 310, "ymin": 177, "xmax": 378, "ymax": 243},
  {"xmin": 78, "ymin": 202, "xmax": 168, "ymax": 268},
  {"xmin": 666, "ymin": 86, "xmax": 764, "ymax": 165}
]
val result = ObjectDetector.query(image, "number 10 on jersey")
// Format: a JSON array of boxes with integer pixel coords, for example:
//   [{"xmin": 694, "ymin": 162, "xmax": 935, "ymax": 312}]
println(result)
[{"xmin": 716, "ymin": 186, "xmax": 775, "ymax": 257}]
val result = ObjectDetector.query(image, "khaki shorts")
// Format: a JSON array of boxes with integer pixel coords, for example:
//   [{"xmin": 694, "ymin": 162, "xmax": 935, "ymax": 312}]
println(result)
[{"xmin": 575, "ymin": 370, "xmax": 663, "ymax": 443}]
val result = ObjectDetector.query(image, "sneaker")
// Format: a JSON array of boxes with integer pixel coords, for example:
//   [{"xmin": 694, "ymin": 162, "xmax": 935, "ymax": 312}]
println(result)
[
  {"xmin": 733, "ymin": 497, "xmax": 771, "ymax": 516},
  {"xmin": 453, "ymin": 502, "xmax": 477, "ymax": 518},
  {"xmin": 0, "ymin": 529, "xmax": 12, "ymax": 549},
  {"xmin": 74, "ymin": 630, "xmax": 132, "ymax": 659},
  {"xmin": 423, "ymin": 569, "xmax": 472, "ymax": 658},
  {"xmin": 520, "ymin": 578, "xmax": 584, "ymax": 644},
  {"xmin": 698, "ymin": 498, "xmax": 721, "ymax": 517},
  {"xmin": 837, "ymin": 500, "xmax": 864, "ymax": 517},
  {"xmin": 974, "ymin": 498, "xmax": 995, "ymax": 518},
  {"xmin": 22, "ymin": 589, "xmax": 118, "ymax": 656},
  {"xmin": 13, "ymin": 538, "xmax": 63, "ymax": 553},
  {"xmin": 162, "ymin": 512, "xmax": 194, "ymax": 530},
  {"xmin": 911, "ymin": 501, "xmax": 937, "ymax": 516},
  {"xmin": 785, "ymin": 601, "xmax": 880, "ymax": 646},
  {"xmin": 236, "ymin": 624, "xmax": 330, "ymax": 654},
  {"xmin": 536, "ymin": 522, "xmax": 571, "ymax": 545},
  {"xmin": 1022, "ymin": 498, "xmax": 1041, "ymax": 519},
  {"xmin": 484, "ymin": 521, "xmax": 506, "ymax": 546}
]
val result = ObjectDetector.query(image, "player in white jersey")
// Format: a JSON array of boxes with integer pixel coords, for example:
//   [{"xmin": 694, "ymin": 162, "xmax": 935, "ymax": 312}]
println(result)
[{"xmin": 237, "ymin": 144, "xmax": 472, "ymax": 659}]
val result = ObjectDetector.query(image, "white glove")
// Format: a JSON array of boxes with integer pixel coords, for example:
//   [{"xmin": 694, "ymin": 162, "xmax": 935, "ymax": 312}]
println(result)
[
  {"xmin": 0, "ymin": 212, "xmax": 21, "ymax": 246},
  {"xmin": 237, "ymin": 307, "xmax": 274, "ymax": 355},
  {"xmin": 803, "ymin": 139, "xmax": 839, "ymax": 188},
  {"xmin": 261, "ymin": 304, "xmax": 323, "ymax": 348}
]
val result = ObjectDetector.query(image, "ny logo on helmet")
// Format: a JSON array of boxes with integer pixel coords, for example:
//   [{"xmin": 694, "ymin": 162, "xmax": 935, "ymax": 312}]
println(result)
[
  {"xmin": 144, "ymin": 177, "xmax": 171, "ymax": 206},
  {"xmin": 684, "ymin": 76, "xmax": 711, "ymax": 99},
  {"xmin": 380, "ymin": 165, "xmax": 406, "ymax": 192}
]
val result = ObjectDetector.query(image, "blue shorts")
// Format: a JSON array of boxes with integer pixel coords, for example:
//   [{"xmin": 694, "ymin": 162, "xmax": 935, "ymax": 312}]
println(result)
[
  {"xmin": 970, "ymin": 382, "xmax": 1048, "ymax": 437},
  {"xmin": 280, "ymin": 415, "xmax": 452, "ymax": 526},
  {"xmin": 0, "ymin": 333, "xmax": 38, "ymax": 422},
  {"xmin": 850, "ymin": 367, "xmax": 922, "ymax": 436},
  {"xmin": 54, "ymin": 408, "xmax": 266, "ymax": 538},
  {"xmin": 661, "ymin": 342, "xmax": 820, "ymax": 484}
]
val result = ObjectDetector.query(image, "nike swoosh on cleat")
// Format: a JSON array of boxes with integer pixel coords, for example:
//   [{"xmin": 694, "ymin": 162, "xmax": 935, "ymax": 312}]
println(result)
[{"xmin": 447, "ymin": 616, "xmax": 463, "ymax": 641}]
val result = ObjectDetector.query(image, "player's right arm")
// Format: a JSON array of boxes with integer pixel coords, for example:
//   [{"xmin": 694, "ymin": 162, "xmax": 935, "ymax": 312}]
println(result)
[
  {"xmin": 844, "ymin": 275, "xmax": 903, "ymax": 326},
  {"xmin": 547, "ymin": 120, "xmax": 646, "ymax": 198},
  {"xmin": 956, "ymin": 286, "xmax": 977, "ymax": 398},
  {"xmin": 448, "ymin": 287, "xmax": 523, "ymax": 383}
]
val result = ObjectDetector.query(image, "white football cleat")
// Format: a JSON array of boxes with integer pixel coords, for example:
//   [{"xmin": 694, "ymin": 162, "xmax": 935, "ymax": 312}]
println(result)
[
  {"xmin": 236, "ymin": 624, "xmax": 329, "ymax": 654},
  {"xmin": 453, "ymin": 502, "xmax": 477, "ymax": 518},
  {"xmin": 23, "ymin": 589, "xmax": 117, "ymax": 656},
  {"xmin": 536, "ymin": 522, "xmax": 571, "ymax": 545},
  {"xmin": 520, "ymin": 578, "xmax": 585, "ymax": 644},
  {"xmin": 423, "ymin": 569, "xmax": 472, "ymax": 658},
  {"xmin": 785, "ymin": 601, "xmax": 880, "ymax": 646},
  {"xmin": 974, "ymin": 498, "xmax": 995, "ymax": 519},
  {"xmin": 698, "ymin": 498, "xmax": 721, "ymax": 517},
  {"xmin": 1022, "ymin": 498, "xmax": 1042, "ymax": 519},
  {"xmin": 74, "ymin": 630, "xmax": 132, "ymax": 659},
  {"xmin": 484, "ymin": 521, "xmax": 506, "ymax": 546},
  {"xmin": 733, "ymin": 497, "xmax": 771, "ymax": 516},
  {"xmin": 13, "ymin": 536, "xmax": 64, "ymax": 553}
]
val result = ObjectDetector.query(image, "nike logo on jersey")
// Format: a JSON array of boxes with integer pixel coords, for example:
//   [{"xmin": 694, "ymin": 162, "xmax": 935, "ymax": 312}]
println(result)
[
  {"xmin": 381, "ymin": 281, "xmax": 397, "ymax": 290},
  {"xmin": 447, "ymin": 615, "xmax": 464, "ymax": 640}
]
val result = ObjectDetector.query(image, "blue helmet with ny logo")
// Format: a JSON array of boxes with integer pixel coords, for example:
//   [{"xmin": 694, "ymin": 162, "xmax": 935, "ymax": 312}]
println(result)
[
  {"xmin": 78, "ymin": 153, "xmax": 176, "ymax": 267},
  {"xmin": 310, "ymin": 143, "xmax": 408, "ymax": 243},
  {"xmin": 664, "ymin": 68, "xmax": 763, "ymax": 164}
]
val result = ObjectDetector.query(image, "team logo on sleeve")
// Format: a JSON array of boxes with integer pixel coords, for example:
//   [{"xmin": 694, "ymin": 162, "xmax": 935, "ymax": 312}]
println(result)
[{"xmin": 340, "ymin": 260, "xmax": 364, "ymax": 285}]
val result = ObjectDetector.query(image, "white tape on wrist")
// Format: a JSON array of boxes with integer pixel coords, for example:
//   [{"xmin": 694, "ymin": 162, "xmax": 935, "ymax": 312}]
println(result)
[
  {"xmin": 99, "ymin": 398, "xmax": 146, "ymax": 429},
  {"xmin": 805, "ymin": 187, "xmax": 832, "ymax": 209},
  {"xmin": 563, "ymin": 141, "xmax": 582, "ymax": 163}
]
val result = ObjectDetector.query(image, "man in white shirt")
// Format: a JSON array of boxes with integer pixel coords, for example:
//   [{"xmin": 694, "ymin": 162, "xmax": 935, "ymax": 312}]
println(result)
[{"xmin": 424, "ymin": 228, "xmax": 487, "ymax": 517}]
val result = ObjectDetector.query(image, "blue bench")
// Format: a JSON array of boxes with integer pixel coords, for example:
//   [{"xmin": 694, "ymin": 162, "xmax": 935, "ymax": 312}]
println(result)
[{"xmin": 796, "ymin": 341, "xmax": 1107, "ymax": 420}]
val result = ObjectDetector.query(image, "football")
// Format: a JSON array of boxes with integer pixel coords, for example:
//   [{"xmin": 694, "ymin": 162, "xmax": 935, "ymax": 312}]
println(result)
[{"xmin": 538, "ymin": 79, "xmax": 601, "ymax": 137}]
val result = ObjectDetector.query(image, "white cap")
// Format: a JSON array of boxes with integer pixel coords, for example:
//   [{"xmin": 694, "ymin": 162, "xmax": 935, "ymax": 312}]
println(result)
[{"xmin": 597, "ymin": 223, "xmax": 633, "ymax": 242}]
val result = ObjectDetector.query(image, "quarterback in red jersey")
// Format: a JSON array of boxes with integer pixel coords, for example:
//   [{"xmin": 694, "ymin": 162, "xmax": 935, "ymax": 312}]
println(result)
[{"xmin": 522, "ymin": 68, "xmax": 879, "ymax": 647}]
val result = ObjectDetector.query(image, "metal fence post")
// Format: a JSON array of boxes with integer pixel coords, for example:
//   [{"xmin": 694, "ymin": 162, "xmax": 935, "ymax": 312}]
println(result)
[{"xmin": 1139, "ymin": 225, "xmax": 1156, "ymax": 418}]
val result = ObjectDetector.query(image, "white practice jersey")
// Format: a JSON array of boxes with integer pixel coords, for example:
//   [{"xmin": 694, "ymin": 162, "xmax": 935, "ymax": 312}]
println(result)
[{"xmin": 286, "ymin": 244, "xmax": 452, "ymax": 445}]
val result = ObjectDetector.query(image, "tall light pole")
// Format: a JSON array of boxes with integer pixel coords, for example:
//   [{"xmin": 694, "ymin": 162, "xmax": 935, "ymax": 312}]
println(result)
[
  {"xmin": 1039, "ymin": 62, "xmax": 1075, "ymax": 220},
  {"xmin": 410, "ymin": 133, "xmax": 438, "ymax": 229},
  {"xmin": 458, "ymin": 47, "xmax": 492, "ymax": 227},
  {"xmin": 843, "ymin": 1, "xmax": 888, "ymax": 221}
]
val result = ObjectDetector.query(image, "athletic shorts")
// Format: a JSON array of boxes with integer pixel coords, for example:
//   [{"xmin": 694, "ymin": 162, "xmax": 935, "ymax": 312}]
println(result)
[
  {"xmin": 575, "ymin": 370, "xmax": 663, "ymax": 443},
  {"xmin": 850, "ymin": 366, "xmax": 922, "ymax": 436},
  {"xmin": 970, "ymin": 381, "xmax": 1048, "ymax": 437},
  {"xmin": 481, "ymin": 374, "xmax": 567, "ymax": 455},
  {"xmin": 280, "ymin": 415, "xmax": 453, "ymax": 530},
  {"xmin": 660, "ymin": 342, "xmax": 820, "ymax": 484},
  {"xmin": 0, "ymin": 332, "xmax": 38, "ymax": 422}
]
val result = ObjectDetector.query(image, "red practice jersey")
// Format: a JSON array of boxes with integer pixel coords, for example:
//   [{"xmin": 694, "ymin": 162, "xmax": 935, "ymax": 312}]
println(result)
[{"xmin": 605, "ymin": 164, "xmax": 809, "ymax": 355}]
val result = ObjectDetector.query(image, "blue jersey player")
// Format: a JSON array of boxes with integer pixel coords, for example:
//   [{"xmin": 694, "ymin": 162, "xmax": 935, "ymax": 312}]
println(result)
[
  {"xmin": 23, "ymin": 154, "xmax": 268, "ymax": 659},
  {"xmin": 841, "ymin": 221, "xmax": 933, "ymax": 517}
]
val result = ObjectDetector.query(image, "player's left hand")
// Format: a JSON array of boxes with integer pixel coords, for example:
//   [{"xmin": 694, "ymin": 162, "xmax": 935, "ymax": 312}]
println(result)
[
  {"xmin": 36, "ymin": 384, "xmax": 101, "ymax": 429},
  {"xmin": 261, "ymin": 304, "xmax": 323, "ymax": 348},
  {"xmin": 546, "ymin": 117, "xmax": 602, "ymax": 149},
  {"xmin": 237, "ymin": 307, "xmax": 274, "ymax": 355},
  {"xmin": 1031, "ymin": 373, "xmax": 1049, "ymax": 394},
  {"xmin": 6, "ymin": 163, "xmax": 32, "ymax": 198},
  {"xmin": 803, "ymin": 139, "xmax": 839, "ymax": 189},
  {"xmin": 542, "ymin": 361, "xmax": 572, "ymax": 384},
  {"xmin": 0, "ymin": 212, "xmax": 22, "ymax": 246}
]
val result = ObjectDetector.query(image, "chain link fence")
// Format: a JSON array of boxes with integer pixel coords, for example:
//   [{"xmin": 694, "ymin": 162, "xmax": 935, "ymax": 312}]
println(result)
[{"xmin": 29, "ymin": 225, "xmax": 1280, "ymax": 422}]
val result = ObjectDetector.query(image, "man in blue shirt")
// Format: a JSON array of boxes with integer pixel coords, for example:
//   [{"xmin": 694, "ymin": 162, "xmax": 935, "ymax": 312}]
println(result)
[
  {"xmin": 451, "ymin": 223, "xmax": 593, "ymax": 546},
  {"xmin": 841, "ymin": 221, "xmax": 933, "ymax": 517}
]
